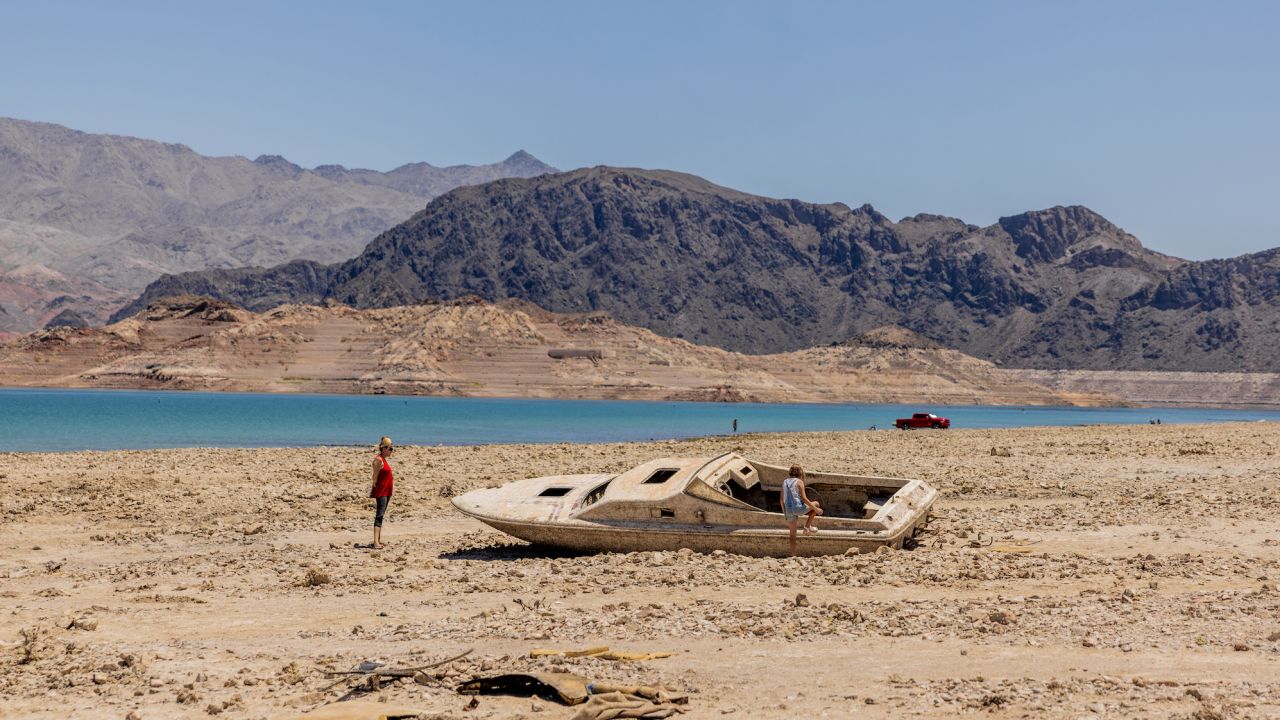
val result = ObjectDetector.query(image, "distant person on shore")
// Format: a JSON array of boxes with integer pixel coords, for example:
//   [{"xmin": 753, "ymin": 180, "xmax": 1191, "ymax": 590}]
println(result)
[
  {"xmin": 782, "ymin": 464, "xmax": 822, "ymax": 556},
  {"xmin": 733, "ymin": 418, "xmax": 738, "ymax": 434},
  {"xmin": 370, "ymin": 436, "xmax": 395, "ymax": 549}
]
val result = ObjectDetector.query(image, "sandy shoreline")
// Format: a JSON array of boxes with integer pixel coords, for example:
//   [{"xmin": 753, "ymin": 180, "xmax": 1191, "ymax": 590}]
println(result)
[{"xmin": 3, "ymin": 423, "xmax": 1279, "ymax": 719}]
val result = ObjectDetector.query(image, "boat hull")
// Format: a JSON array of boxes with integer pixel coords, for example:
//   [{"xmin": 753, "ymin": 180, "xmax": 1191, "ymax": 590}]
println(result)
[
  {"xmin": 450, "ymin": 453, "xmax": 938, "ymax": 557},
  {"xmin": 456, "ymin": 508, "xmax": 932, "ymax": 558}
]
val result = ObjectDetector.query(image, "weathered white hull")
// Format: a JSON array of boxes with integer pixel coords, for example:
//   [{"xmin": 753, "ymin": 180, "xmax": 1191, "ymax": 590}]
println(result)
[
  {"xmin": 455, "ymin": 508, "xmax": 932, "ymax": 558},
  {"xmin": 451, "ymin": 453, "xmax": 938, "ymax": 558}
]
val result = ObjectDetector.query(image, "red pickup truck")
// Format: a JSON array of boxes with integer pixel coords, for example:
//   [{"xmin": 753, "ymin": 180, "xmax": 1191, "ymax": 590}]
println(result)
[{"xmin": 895, "ymin": 412, "xmax": 950, "ymax": 430}]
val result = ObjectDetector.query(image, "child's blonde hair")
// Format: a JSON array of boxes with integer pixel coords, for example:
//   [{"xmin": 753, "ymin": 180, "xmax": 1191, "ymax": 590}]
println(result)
[{"xmin": 789, "ymin": 465, "xmax": 805, "ymax": 480}]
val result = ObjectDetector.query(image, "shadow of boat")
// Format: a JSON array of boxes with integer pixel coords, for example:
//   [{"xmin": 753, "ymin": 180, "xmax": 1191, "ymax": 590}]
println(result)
[{"xmin": 438, "ymin": 541, "xmax": 590, "ymax": 562}]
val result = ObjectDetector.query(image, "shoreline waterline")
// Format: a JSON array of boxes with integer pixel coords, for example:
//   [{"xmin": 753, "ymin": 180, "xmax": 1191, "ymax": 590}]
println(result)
[{"xmin": 3, "ymin": 386, "xmax": 1279, "ymax": 452}]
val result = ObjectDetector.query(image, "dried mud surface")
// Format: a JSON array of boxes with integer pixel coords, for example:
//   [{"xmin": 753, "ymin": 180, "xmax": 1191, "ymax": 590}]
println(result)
[{"xmin": 2, "ymin": 423, "xmax": 1279, "ymax": 719}]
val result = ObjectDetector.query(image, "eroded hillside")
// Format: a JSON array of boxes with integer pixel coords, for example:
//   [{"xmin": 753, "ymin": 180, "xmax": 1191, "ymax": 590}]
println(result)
[{"xmin": 0, "ymin": 297, "xmax": 1101, "ymax": 406}]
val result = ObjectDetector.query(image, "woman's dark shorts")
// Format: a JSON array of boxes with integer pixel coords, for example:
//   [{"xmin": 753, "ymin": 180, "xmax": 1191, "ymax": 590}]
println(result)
[{"xmin": 374, "ymin": 496, "xmax": 390, "ymax": 527}]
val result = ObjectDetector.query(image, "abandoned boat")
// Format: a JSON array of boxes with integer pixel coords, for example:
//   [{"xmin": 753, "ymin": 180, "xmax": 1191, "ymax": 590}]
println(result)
[{"xmin": 451, "ymin": 453, "xmax": 937, "ymax": 557}]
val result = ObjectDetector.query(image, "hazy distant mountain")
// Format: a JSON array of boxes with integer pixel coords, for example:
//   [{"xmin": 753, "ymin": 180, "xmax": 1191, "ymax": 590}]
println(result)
[
  {"xmin": 123, "ymin": 166, "xmax": 1280, "ymax": 372},
  {"xmin": 0, "ymin": 117, "xmax": 556, "ymax": 331},
  {"xmin": 311, "ymin": 150, "xmax": 556, "ymax": 197}
]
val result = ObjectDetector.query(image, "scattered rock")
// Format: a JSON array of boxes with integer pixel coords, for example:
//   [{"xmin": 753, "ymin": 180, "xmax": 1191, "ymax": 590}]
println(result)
[{"xmin": 300, "ymin": 567, "xmax": 331, "ymax": 587}]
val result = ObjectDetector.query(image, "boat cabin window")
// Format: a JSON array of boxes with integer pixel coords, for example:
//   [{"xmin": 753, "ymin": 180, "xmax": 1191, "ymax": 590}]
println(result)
[
  {"xmin": 739, "ymin": 466, "xmax": 753, "ymax": 475},
  {"xmin": 538, "ymin": 487, "xmax": 572, "ymax": 497},
  {"xmin": 659, "ymin": 508, "xmax": 675, "ymax": 519},
  {"xmin": 643, "ymin": 469, "xmax": 679, "ymax": 485},
  {"xmin": 580, "ymin": 479, "xmax": 611, "ymax": 507}
]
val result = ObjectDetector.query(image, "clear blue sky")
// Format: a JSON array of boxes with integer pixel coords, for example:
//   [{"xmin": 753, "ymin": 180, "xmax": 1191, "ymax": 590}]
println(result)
[{"xmin": 2, "ymin": 0, "xmax": 1277, "ymax": 259}]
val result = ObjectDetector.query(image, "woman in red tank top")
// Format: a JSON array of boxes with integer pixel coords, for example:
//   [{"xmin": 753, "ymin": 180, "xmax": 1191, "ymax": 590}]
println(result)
[{"xmin": 370, "ymin": 436, "xmax": 395, "ymax": 549}]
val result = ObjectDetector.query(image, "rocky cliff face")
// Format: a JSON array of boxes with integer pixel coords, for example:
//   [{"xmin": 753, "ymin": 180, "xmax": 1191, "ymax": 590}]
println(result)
[
  {"xmin": 0, "ymin": 118, "xmax": 556, "ymax": 331},
  {"xmin": 121, "ymin": 167, "xmax": 1280, "ymax": 371}
]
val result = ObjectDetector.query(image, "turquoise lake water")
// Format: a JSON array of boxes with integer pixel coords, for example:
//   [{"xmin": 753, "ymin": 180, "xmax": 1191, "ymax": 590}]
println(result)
[{"xmin": 1, "ymin": 387, "xmax": 1277, "ymax": 452}]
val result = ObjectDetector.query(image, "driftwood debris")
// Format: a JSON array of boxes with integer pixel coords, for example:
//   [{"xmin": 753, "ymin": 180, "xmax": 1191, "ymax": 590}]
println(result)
[
  {"xmin": 530, "ymin": 646, "xmax": 674, "ymax": 661},
  {"xmin": 321, "ymin": 648, "xmax": 474, "ymax": 693}
]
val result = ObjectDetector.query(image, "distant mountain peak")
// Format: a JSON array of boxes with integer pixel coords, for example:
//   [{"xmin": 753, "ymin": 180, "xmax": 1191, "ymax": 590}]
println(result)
[
  {"xmin": 854, "ymin": 203, "xmax": 889, "ymax": 223},
  {"xmin": 998, "ymin": 205, "xmax": 1125, "ymax": 262},
  {"xmin": 901, "ymin": 212, "xmax": 965, "ymax": 224},
  {"xmin": 497, "ymin": 149, "xmax": 556, "ymax": 174},
  {"xmin": 1006, "ymin": 205, "xmax": 1114, "ymax": 227},
  {"xmin": 389, "ymin": 160, "xmax": 439, "ymax": 173},
  {"xmin": 252, "ymin": 154, "xmax": 303, "ymax": 173}
]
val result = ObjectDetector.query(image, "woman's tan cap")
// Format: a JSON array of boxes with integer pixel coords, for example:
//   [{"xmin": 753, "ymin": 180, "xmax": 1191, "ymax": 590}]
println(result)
[{"xmin": 378, "ymin": 436, "xmax": 393, "ymax": 449}]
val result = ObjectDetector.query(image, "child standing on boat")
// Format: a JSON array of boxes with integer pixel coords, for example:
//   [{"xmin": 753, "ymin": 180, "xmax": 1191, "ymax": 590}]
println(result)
[{"xmin": 782, "ymin": 464, "xmax": 822, "ymax": 556}]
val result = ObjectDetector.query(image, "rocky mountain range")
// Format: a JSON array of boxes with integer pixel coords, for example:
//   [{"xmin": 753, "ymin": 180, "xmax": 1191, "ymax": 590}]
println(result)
[
  {"xmin": 123, "ymin": 166, "xmax": 1280, "ymax": 372},
  {"xmin": 0, "ymin": 117, "xmax": 555, "ymax": 331}
]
